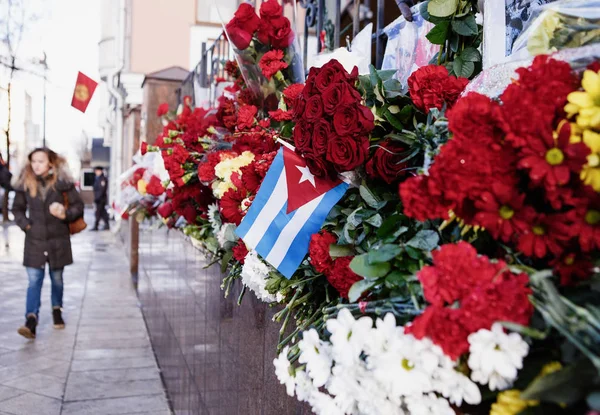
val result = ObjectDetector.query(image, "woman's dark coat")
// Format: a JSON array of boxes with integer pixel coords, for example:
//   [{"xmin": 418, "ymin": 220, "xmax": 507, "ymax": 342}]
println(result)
[{"xmin": 12, "ymin": 178, "xmax": 84, "ymax": 270}]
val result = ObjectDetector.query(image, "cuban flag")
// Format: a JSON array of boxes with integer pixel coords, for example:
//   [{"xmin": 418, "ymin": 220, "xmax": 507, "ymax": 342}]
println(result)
[{"xmin": 236, "ymin": 146, "xmax": 348, "ymax": 278}]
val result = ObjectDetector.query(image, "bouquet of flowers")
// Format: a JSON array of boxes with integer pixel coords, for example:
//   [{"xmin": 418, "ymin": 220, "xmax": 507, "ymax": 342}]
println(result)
[{"xmin": 223, "ymin": 0, "xmax": 304, "ymax": 112}]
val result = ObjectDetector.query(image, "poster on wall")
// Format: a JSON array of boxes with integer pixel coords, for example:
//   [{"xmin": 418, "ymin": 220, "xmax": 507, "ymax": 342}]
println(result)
[
  {"xmin": 381, "ymin": 8, "xmax": 439, "ymax": 86},
  {"xmin": 483, "ymin": 0, "xmax": 557, "ymax": 68}
]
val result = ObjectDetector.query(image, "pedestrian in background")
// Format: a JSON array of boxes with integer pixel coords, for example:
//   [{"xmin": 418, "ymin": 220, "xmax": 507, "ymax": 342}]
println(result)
[
  {"xmin": 92, "ymin": 166, "xmax": 109, "ymax": 231},
  {"xmin": 12, "ymin": 148, "xmax": 84, "ymax": 339}
]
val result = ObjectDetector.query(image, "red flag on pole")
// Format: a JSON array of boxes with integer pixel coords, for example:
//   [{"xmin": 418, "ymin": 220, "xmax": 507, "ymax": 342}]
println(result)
[{"xmin": 71, "ymin": 71, "xmax": 98, "ymax": 113}]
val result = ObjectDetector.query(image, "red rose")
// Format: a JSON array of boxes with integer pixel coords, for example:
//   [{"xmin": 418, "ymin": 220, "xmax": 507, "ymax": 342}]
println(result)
[
  {"xmin": 260, "ymin": 0, "xmax": 282, "ymax": 20},
  {"xmin": 303, "ymin": 66, "xmax": 321, "ymax": 97},
  {"xmin": 225, "ymin": 21, "xmax": 254, "ymax": 50},
  {"xmin": 293, "ymin": 121, "xmax": 312, "ymax": 152},
  {"xmin": 232, "ymin": 3, "xmax": 260, "ymax": 33},
  {"xmin": 322, "ymin": 83, "xmax": 362, "ymax": 115},
  {"xmin": 256, "ymin": 19, "xmax": 273, "ymax": 45},
  {"xmin": 233, "ymin": 239, "xmax": 249, "ymax": 264},
  {"xmin": 327, "ymin": 257, "xmax": 362, "ymax": 299},
  {"xmin": 311, "ymin": 119, "xmax": 331, "ymax": 156},
  {"xmin": 314, "ymin": 60, "xmax": 358, "ymax": 92},
  {"xmin": 283, "ymin": 84, "xmax": 304, "ymax": 107},
  {"xmin": 366, "ymin": 140, "xmax": 409, "ymax": 184},
  {"xmin": 357, "ymin": 105, "xmax": 375, "ymax": 133},
  {"xmin": 259, "ymin": 49, "xmax": 289, "ymax": 80},
  {"xmin": 326, "ymin": 135, "xmax": 369, "ymax": 172},
  {"xmin": 308, "ymin": 230, "xmax": 337, "ymax": 274},
  {"xmin": 157, "ymin": 201, "xmax": 174, "ymax": 219},
  {"xmin": 293, "ymin": 95, "xmax": 306, "ymax": 118},
  {"xmin": 270, "ymin": 16, "xmax": 293, "ymax": 49},
  {"xmin": 304, "ymin": 151, "xmax": 332, "ymax": 178},
  {"xmin": 304, "ymin": 95, "xmax": 324, "ymax": 122},
  {"xmin": 237, "ymin": 105, "xmax": 258, "ymax": 130},
  {"xmin": 140, "ymin": 142, "xmax": 148, "ymax": 155},
  {"xmin": 408, "ymin": 65, "xmax": 469, "ymax": 114},
  {"xmin": 157, "ymin": 103, "xmax": 169, "ymax": 117},
  {"xmin": 146, "ymin": 176, "xmax": 165, "ymax": 196},
  {"xmin": 332, "ymin": 105, "xmax": 360, "ymax": 136}
]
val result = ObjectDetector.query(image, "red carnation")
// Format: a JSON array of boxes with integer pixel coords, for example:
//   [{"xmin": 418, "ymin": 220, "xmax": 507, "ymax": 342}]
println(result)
[
  {"xmin": 269, "ymin": 109, "xmax": 294, "ymax": 122},
  {"xmin": 140, "ymin": 142, "xmax": 148, "ymax": 156},
  {"xmin": 408, "ymin": 65, "xmax": 469, "ymax": 114},
  {"xmin": 146, "ymin": 176, "xmax": 165, "ymax": 196},
  {"xmin": 283, "ymin": 84, "xmax": 304, "ymax": 108},
  {"xmin": 308, "ymin": 230, "xmax": 337, "ymax": 274},
  {"xmin": 157, "ymin": 201, "xmax": 174, "ymax": 219},
  {"xmin": 399, "ymin": 175, "xmax": 451, "ymax": 222},
  {"xmin": 259, "ymin": 50, "xmax": 289, "ymax": 80},
  {"xmin": 237, "ymin": 105, "xmax": 258, "ymax": 130},
  {"xmin": 220, "ymin": 188, "xmax": 248, "ymax": 225},
  {"xmin": 157, "ymin": 103, "xmax": 169, "ymax": 117},
  {"xmin": 366, "ymin": 140, "xmax": 409, "ymax": 184},
  {"xmin": 233, "ymin": 239, "xmax": 249, "ymax": 264},
  {"xmin": 327, "ymin": 257, "xmax": 362, "ymax": 299}
]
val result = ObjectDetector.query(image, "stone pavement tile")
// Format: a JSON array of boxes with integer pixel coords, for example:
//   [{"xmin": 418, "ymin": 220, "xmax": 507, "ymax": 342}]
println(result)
[
  {"xmin": 0, "ymin": 385, "xmax": 24, "ymax": 403},
  {"xmin": 75, "ymin": 337, "xmax": 152, "ymax": 350},
  {"xmin": 61, "ymin": 394, "xmax": 170, "ymax": 415},
  {"xmin": 73, "ymin": 347, "xmax": 153, "ymax": 360},
  {"xmin": 74, "ymin": 330, "xmax": 149, "ymax": 342},
  {"xmin": 64, "ymin": 371, "xmax": 164, "ymax": 401},
  {"xmin": 0, "ymin": 392, "xmax": 61, "ymax": 415},
  {"xmin": 2, "ymin": 373, "xmax": 65, "ymax": 400},
  {"xmin": 79, "ymin": 317, "xmax": 144, "ymax": 327},
  {"xmin": 0, "ymin": 357, "xmax": 60, "ymax": 383},
  {"xmin": 39, "ymin": 362, "xmax": 71, "ymax": 381},
  {"xmin": 71, "ymin": 356, "xmax": 158, "ymax": 372}
]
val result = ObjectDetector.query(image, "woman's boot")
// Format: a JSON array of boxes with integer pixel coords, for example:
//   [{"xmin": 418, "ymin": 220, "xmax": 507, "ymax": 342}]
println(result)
[{"xmin": 17, "ymin": 315, "xmax": 37, "ymax": 339}]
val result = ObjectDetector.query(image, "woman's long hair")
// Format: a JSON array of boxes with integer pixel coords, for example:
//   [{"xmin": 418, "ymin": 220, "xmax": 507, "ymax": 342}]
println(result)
[{"xmin": 19, "ymin": 148, "xmax": 67, "ymax": 198}]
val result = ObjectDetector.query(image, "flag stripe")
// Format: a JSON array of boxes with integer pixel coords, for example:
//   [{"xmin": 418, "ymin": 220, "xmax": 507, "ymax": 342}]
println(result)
[
  {"xmin": 235, "ymin": 151, "xmax": 285, "ymax": 241},
  {"xmin": 254, "ymin": 202, "xmax": 297, "ymax": 258},
  {"xmin": 265, "ymin": 194, "xmax": 325, "ymax": 268},
  {"xmin": 276, "ymin": 182, "xmax": 349, "ymax": 278}
]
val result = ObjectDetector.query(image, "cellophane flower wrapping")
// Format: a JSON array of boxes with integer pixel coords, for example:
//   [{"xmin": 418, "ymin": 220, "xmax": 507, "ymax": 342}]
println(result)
[{"xmin": 222, "ymin": 0, "xmax": 304, "ymax": 113}]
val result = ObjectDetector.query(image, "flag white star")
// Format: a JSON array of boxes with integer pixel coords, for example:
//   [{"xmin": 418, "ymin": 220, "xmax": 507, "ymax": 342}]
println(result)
[{"xmin": 296, "ymin": 164, "xmax": 316, "ymax": 187}]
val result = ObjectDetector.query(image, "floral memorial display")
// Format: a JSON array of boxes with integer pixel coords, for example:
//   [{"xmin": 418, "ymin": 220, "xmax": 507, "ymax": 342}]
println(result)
[{"xmin": 124, "ymin": 0, "xmax": 600, "ymax": 413}]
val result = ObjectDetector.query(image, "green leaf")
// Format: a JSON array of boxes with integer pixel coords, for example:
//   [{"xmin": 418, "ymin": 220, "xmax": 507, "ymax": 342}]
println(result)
[
  {"xmin": 451, "ymin": 15, "xmax": 477, "ymax": 36},
  {"xmin": 384, "ymin": 109, "xmax": 404, "ymax": 131},
  {"xmin": 453, "ymin": 55, "xmax": 475, "ymax": 78},
  {"xmin": 426, "ymin": 20, "xmax": 451, "ymax": 45},
  {"xmin": 406, "ymin": 230, "xmax": 439, "ymax": 251},
  {"xmin": 221, "ymin": 250, "xmax": 233, "ymax": 273},
  {"xmin": 521, "ymin": 359, "xmax": 596, "ymax": 404},
  {"xmin": 449, "ymin": 34, "xmax": 460, "ymax": 53},
  {"xmin": 427, "ymin": 0, "xmax": 458, "ymax": 17},
  {"xmin": 350, "ymin": 254, "xmax": 391, "ymax": 279},
  {"xmin": 398, "ymin": 105, "xmax": 413, "ymax": 123},
  {"xmin": 377, "ymin": 214, "xmax": 402, "ymax": 238},
  {"xmin": 348, "ymin": 279, "xmax": 377, "ymax": 302},
  {"xmin": 384, "ymin": 271, "xmax": 407, "ymax": 289},
  {"xmin": 359, "ymin": 184, "xmax": 384, "ymax": 209},
  {"xmin": 368, "ymin": 244, "xmax": 402, "ymax": 264},
  {"xmin": 460, "ymin": 46, "xmax": 481, "ymax": 62},
  {"xmin": 347, "ymin": 207, "xmax": 364, "ymax": 227},
  {"xmin": 587, "ymin": 392, "xmax": 600, "ymax": 410},
  {"xmin": 365, "ymin": 213, "xmax": 383, "ymax": 228},
  {"xmin": 377, "ymin": 69, "xmax": 397, "ymax": 82},
  {"xmin": 329, "ymin": 244, "xmax": 355, "ymax": 258}
]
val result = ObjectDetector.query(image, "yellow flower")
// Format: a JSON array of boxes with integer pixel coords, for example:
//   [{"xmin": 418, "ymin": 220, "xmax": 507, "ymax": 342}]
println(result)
[
  {"xmin": 214, "ymin": 151, "xmax": 255, "ymax": 183},
  {"xmin": 527, "ymin": 10, "xmax": 560, "ymax": 56},
  {"xmin": 490, "ymin": 390, "xmax": 538, "ymax": 415},
  {"xmin": 137, "ymin": 179, "xmax": 147, "ymax": 195},
  {"xmin": 566, "ymin": 70, "xmax": 600, "ymax": 130},
  {"xmin": 212, "ymin": 180, "xmax": 235, "ymax": 199},
  {"xmin": 581, "ymin": 129, "xmax": 600, "ymax": 191},
  {"xmin": 538, "ymin": 361, "xmax": 562, "ymax": 377}
]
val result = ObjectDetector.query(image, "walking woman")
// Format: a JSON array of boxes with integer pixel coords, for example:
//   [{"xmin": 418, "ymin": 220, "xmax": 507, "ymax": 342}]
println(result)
[{"xmin": 12, "ymin": 148, "xmax": 84, "ymax": 339}]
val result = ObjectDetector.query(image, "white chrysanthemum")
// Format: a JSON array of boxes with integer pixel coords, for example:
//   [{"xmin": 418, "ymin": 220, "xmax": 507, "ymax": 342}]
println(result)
[
  {"xmin": 215, "ymin": 223, "xmax": 237, "ymax": 249},
  {"xmin": 298, "ymin": 329, "xmax": 333, "ymax": 387},
  {"xmin": 273, "ymin": 346, "xmax": 295, "ymax": 396},
  {"xmin": 405, "ymin": 393, "xmax": 454, "ymax": 415},
  {"xmin": 468, "ymin": 323, "xmax": 529, "ymax": 391},
  {"xmin": 207, "ymin": 203, "xmax": 221, "ymax": 235},
  {"xmin": 309, "ymin": 390, "xmax": 345, "ymax": 415},
  {"xmin": 433, "ymin": 361, "xmax": 482, "ymax": 406},
  {"xmin": 294, "ymin": 370, "xmax": 317, "ymax": 402},
  {"xmin": 327, "ymin": 363, "xmax": 366, "ymax": 414},
  {"xmin": 326, "ymin": 308, "xmax": 373, "ymax": 366},
  {"xmin": 240, "ymin": 250, "xmax": 278, "ymax": 303}
]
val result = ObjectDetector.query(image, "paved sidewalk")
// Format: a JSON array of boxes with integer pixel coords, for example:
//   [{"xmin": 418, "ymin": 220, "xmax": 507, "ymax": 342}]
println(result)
[{"xmin": 0, "ymin": 219, "xmax": 171, "ymax": 415}]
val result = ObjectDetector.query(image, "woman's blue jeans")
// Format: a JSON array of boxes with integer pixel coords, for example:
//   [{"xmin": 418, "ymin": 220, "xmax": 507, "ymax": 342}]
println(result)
[{"xmin": 25, "ymin": 266, "xmax": 63, "ymax": 319}]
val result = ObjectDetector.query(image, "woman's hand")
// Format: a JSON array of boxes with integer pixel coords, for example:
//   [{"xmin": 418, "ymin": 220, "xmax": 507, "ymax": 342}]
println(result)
[{"xmin": 49, "ymin": 202, "xmax": 67, "ymax": 220}]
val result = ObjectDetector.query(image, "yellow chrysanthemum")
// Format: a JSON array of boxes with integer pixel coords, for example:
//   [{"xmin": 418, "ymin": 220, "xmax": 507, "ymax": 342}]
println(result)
[
  {"xmin": 527, "ymin": 10, "xmax": 560, "ymax": 55},
  {"xmin": 214, "ymin": 151, "xmax": 255, "ymax": 182},
  {"xmin": 581, "ymin": 129, "xmax": 600, "ymax": 191},
  {"xmin": 212, "ymin": 180, "xmax": 235, "ymax": 199},
  {"xmin": 490, "ymin": 390, "xmax": 539, "ymax": 415},
  {"xmin": 566, "ymin": 70, "xmax": 600, "ymax": 130},
  {"xmin": 137, "ymin": 179, "xmax": 147, "ymax": 195}
]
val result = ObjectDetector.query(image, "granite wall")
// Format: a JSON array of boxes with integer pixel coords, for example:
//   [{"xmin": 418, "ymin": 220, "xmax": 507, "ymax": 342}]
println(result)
[{"xmin": 138, "ymin": 226, "xmax": 312, "ymax": 415}]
